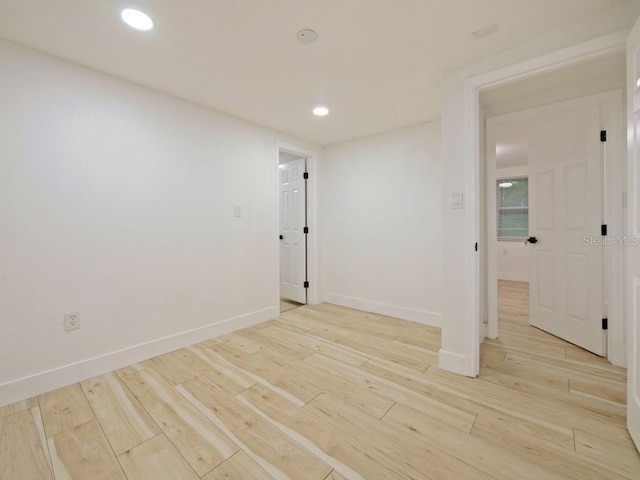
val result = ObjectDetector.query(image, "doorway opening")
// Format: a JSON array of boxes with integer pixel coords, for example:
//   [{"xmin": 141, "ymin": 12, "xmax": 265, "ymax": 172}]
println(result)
[
  {"xmin": 441, "ymin": 26, "xmax": 638, "ymax": 453},
  {"xmin": 480, "ymin": 53, "xmax": 625, "ymax": 365},
  {"xmin": 278, "ymin": 151, "xmax": 307, "ymax": 306},
  {"xmin": 278, "ymin": 146, "xmax": 313, "ymax": 313}
]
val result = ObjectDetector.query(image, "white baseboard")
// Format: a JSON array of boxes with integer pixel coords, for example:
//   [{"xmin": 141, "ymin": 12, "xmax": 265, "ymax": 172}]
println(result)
[
  {"xmin": 498, "ymin": 272, "xmax": 529, "ymax": 282},
  {"xmin": 608, "ymin": 339, "xmax": 626, "ymax": 368},
  {"xmin": 0, "ymin": 307, "xmax": 277, "ymax": 408},
  {"xmin": 438, "ymin": 349, "xmax": 477, "ymax": 377},
  {"xmin": 322, "ymin": 293, "xmax": 442, "ymax": 327}
]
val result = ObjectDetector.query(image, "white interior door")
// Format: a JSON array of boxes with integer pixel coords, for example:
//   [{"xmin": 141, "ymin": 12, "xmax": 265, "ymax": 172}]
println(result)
[
  {"xmin": 279, "ymin": 157, "xmax": 307, "ymax": 304},
  {"xmin": 626, "ymin": 16, "xmax": 640, "ymax": 452},
  {"xmin": 528, "ymin": 103, "xmax": 606, "ymax": 355}
]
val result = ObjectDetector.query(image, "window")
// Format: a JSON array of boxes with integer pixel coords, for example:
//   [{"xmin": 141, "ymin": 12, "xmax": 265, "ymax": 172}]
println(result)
[{"xmin": 497, "ymin": 177, "xmax": 528, "ymax": 239}]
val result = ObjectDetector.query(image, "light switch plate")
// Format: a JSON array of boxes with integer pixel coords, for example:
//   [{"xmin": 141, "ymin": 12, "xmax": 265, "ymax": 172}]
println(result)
[
  {"xmin": 451, "ymin": 192, "xmax": 464, "ymax": 209},
  {"xmin": 233, "ymin": 204, "xmax": 243, "ymax": 217}
]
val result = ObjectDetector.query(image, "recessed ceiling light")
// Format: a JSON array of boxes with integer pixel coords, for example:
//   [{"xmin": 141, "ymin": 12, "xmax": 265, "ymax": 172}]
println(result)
[
  {"xmin": 313, "ymin": 106, "xmax": 329, "ymax": 117},
  {"xmin": 499, "ymin": 182, "xmax": 513, "ymax": 188},
  {"xmin": 121, "ymin": 8, "xmax": 154, "ymax": 31}
]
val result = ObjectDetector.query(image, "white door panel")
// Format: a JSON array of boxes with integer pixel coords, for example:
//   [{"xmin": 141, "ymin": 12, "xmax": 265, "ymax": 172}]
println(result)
[
  {"xmin": 529, "ymin": 104, "xmax": 605, "ymax": 356},
  {"xmin": 536, "ymin": 170, "xmax": 555, "ymax": 229},
  {"xmin": 279, "ymin": 158, "xmax": 306, "ymax": 304},
  {"xmin": 626, "ymin": 15, "xmax": 640, "ymax": 452}
]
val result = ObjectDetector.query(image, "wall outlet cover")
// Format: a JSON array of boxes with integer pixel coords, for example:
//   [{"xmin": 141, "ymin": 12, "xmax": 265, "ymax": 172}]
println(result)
[{"xmin": 64, "ymin": 312, "xmax": 80, "ymax": 331}]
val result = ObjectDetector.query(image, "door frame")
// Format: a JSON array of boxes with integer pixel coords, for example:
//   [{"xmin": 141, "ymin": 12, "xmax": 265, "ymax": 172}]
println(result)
[
  {"xmin": 485, "ymin": 90, "xmax": 625, "ymax": 365},
  {"xmin": 440, "ymin": 30, "xmax": 628, "ymax": 377},
  {"xmin": 276, "ymin": 142, "xmax": 319, "ymax": 312},
  {"xmin": 625, "ymin": 17, "xmax": 640, "ymax": 450}
]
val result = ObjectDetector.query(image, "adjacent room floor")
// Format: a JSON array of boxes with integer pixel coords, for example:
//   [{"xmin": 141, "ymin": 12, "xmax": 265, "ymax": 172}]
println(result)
[
  {"xmin": 280, "ymin": 298, "xmax": 304, "ymax": 313},
  {"xmin": 1, "ymin": 281, "xmax": 638, "ymax": 479}
]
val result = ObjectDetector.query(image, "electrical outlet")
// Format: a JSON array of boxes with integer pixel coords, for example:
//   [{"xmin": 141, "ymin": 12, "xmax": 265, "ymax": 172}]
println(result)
[{"xmin": 64, "ymin": 312, "xmax": 80, "ymax": 331}]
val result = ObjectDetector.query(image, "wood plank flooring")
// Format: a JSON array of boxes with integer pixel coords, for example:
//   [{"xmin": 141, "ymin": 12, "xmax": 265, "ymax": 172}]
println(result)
[
  {"xmin": 280, "ymin": 299, "xmax": 303, "ymax": 313},
  {"xmin": 1, "ymin": 280, "xmax": 638, "ymax": 479}
]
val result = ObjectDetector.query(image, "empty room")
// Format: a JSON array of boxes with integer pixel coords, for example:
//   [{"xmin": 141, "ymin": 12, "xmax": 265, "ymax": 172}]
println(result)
[{"xmin": 1, "ymin": 1, "xmax": 640, "ymax": 479}]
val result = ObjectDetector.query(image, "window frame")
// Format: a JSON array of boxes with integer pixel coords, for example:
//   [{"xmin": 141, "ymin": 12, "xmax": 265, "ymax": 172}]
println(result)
[{"xmin": 496, "ymin": 175, "xmax": 529, "ymax": 241}]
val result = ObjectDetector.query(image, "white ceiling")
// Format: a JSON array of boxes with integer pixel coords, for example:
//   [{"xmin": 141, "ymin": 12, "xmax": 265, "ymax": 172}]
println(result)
[
  {"xmin": 487, "ymin": 52, "xmax": 626, "ymax": 169},
  {"xmin": 279, "ymin": 152, "xmax": 304, "ymax": 165},
  {"xmin": 0, "ymin": 0, "xmax": 634, "ymax": 145},
  {"xmin": 482, "ymin": 52, "xmax": 626, "ymax": 119}
]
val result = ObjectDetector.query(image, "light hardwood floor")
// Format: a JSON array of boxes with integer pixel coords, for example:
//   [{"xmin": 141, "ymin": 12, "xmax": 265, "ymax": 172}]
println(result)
[
  {"xmin": 280, "ymin": 299, "xmax": 303, "ymax": 313},
  {"xmin": 1, "ymin": 280, "xmax": 639, "ymax": 479}
]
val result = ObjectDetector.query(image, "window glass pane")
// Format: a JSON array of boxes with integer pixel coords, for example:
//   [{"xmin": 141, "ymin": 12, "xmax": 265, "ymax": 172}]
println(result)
[
  {"xmin": 499, "ymin": 178, "xmax": 528, "ymax": 207},
  {"xmin": 498, "ymin": 177, "xmax": 528, "ymax": 238},
  {"xmin": 498, "ymin": 208, "xmax": 528, "ymax": 237}
]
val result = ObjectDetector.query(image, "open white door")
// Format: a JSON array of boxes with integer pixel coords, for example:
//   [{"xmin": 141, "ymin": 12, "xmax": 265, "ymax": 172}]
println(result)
[
  {"xmin": 279, "ymin": 157, "xmax": 307, "ymax": 304},
  {"xmin": 528, "ymin": 103, "xmax": 606, "ymax": 356},
  {"xmin": 626, "ymin": 16, "xmax": 640, "ymax": 452}
]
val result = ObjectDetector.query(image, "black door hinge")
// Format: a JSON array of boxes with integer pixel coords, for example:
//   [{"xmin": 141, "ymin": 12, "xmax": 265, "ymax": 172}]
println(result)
[
  {"xmin": 303, "ymin": 281, "xmax": 309, "ymax": 289},
  {"xmin": 601, "ymin": 224, "xmax": 608, "ymax": 236},
  {"xmin": 303, "ymin": 226, "xmax": 309, "ymax": 234},
  {"xmin": 602, "ymin": 318, "xmax": 608, "ymax": 330},
  {"xmin": 475, "ymin": 242, "xmax": 478, "ymax": 252},
  {"xmin": 303, "ymin": 172, "xmax": 309, "ymax": 180},
  {"xmin": 600, "ymin": 130, "xmax": 607, "ymax": 142}
]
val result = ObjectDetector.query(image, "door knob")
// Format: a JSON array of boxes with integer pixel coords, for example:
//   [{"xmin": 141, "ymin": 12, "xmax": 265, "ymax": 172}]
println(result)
[
  {"xmin": 279, "ymin": 235, "xmax": 284, "ymax": 240},
  {"xmin": 526, "ymin": 236, "xmax": 538, "ymax": 245}
]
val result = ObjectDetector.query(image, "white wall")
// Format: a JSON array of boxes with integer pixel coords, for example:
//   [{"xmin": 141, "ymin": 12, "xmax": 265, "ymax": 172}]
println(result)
[
  {"xmin": 321, "ymin": 122, "xmax": 442, "ymax": 325},
  {"xmin": 440, "ymin": 2, "xmax": 638, "ymax": 377},
  {"xmin": 0, "ymin": 39, "xmax": 319, "ymax": 406},
  {"xmin": 497, "ymin": 241, "xmax": 529, "ymax": 282},
  {"xmin": 496, "ymin": 166, "xmax": 529, "ymax": 282}
]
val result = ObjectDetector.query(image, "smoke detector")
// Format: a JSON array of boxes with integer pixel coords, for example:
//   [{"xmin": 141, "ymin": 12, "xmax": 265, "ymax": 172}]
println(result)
[{"xmin": 296, "ymin": 29, "xmax": 318, "ymax": 45}]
